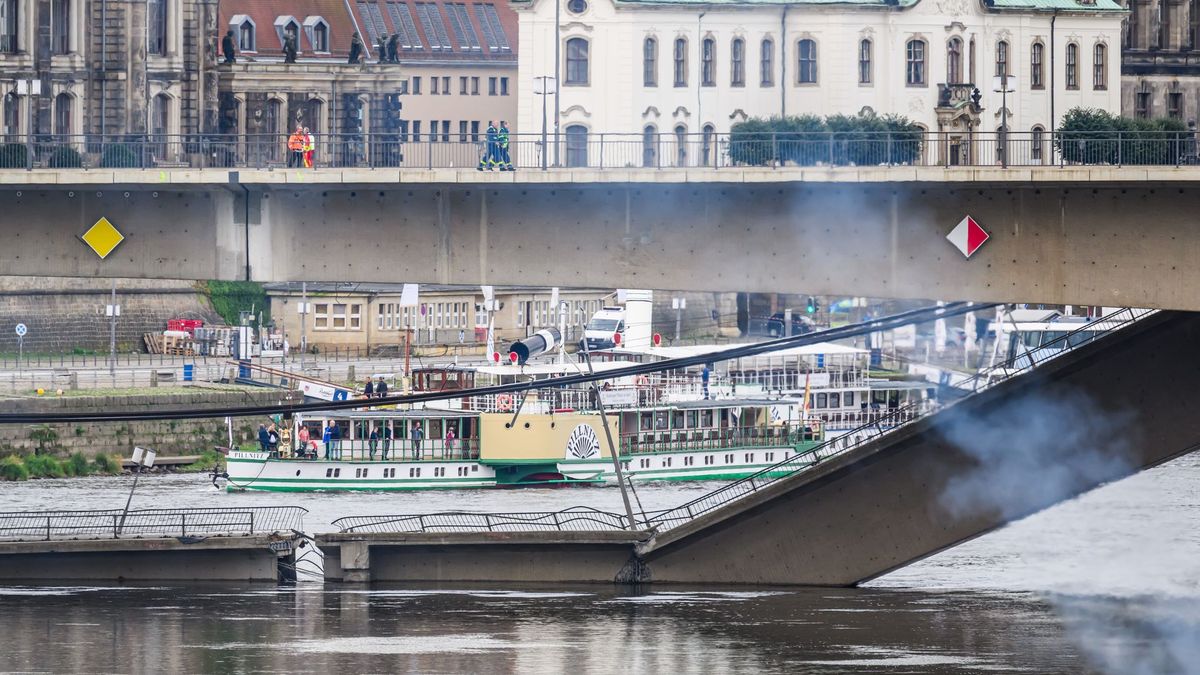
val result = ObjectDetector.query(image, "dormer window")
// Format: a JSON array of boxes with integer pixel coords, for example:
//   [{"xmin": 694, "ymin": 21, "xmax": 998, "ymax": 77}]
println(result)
[
  {"xmin": 303, "ymin": 16, "xmax": 330, "ymax": 54},
  {"xmin": 275, "ymin": 15, "xmax": 301, "ymax": 53},
  {"xmin": 231, "ymin": 15, "xmax": 256, "ymax": 52}
]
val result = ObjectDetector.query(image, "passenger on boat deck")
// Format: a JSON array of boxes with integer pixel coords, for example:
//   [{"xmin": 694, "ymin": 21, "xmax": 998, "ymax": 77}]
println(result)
[
  {"xmin": 257, "ymin": 424, "xmax": 270, "ymax": 453},
  {"xmin": 298, "ymin": 425, "xmax": 310, "ymax": 455},
  {"xmin": 364, "ymin": 379, "xmax": 374, "ymax": 397},
  {"xmin": 411, "ymin": 422, "xmax": 424, "ymax": 459},
  {"xmin": 267, "ymin": 424, "xmax": 279, "ymax": 457},
  {"xmin": 331, "ymin": 423, "xmax": 343, "ymax": 459},
  {"xmin": 445, "ymin": 426, "xmax": 456, "ymax": 457},
  {"xmin": 376, "ymin": 376, "xmax": 388, "ymax": 398},
  {"xmin": 381, "ymin": 424, "xmax": 392, "ymax": 460},
  {"xmin": 322, "ymin": 422, "xmax": 334, "ymax": 460},
  {"xmin": 369, "ymin": 428, "xmax": 379, "ymax": 460}
]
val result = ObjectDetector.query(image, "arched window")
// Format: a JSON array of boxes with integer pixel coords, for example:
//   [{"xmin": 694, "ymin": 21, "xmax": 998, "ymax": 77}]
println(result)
[
  {"xmin": 674, "ymin": 124, "xmax": 687, "ymax": 166},
  {"xmin": 238, "ymin": 20, "xmax": 256, "ymax": 52},
  {"xmin": 995, "ymin": 40, "xmax": 1008, "ymax": 77},
  {"xmin": 565, "ymin": 124, "xmax": 588, "ymax": 167},
  {"xmin": 312, "ymin": 21, "xmax": 329, "ymax": 52},
  {"xmin": 642, "ymin": 125, "xmax": 658, "ymax": 167},
  {"xmin": 947, "ymin": 38, "xmax": 962, "ymax": 84},
  {"xmin": 565, "ymin": 37, "xmax": 589, "ymax": 85},
  {"xmin": 760, "ymin": 38, "xmax": 774, "ymax": 86},
  {"xmin": 1093, "ymin": 43, "xmax": 1107, "ymax": 90},
  {"xmin": 797, "ymin": 38, "xmax": 817, "ymax": 84},
  {"xmin": 2, "ymin": 93, "xmax": 18, "ymax": 140},
  {"xmin": 53, "ymin": 93, "xmax": 72, "ymax": 136},
  {"xmin": 859, "ymin": 39, "xmax": 872, "ymax": 84},
  {"xmin": 1030, "ymin": 41, "xmax": 1044, "ymax": 89},
  {"xmin": 906, "ymin": 39, "xmax": 926, "ymax": 86},
  {"xmin": 643, "ymin": 37, "xmax": 657, "ymax": 87},
  {"xmin": 674, "ymin": 37, "xmax": 688, "ymax": 87},
  {"xmin": 148, "ymin": 0, "xmax": 167, "ymax": 55},
  {"xmin": 702, "ymin": 123, "xmax": 715, "ymax": 166},
  {"xmin": 1066, "ymin": 43, "xmax": 1078, "ymax": 89},
  {"xmin": 731, "ymin": 38, "xmax": 745, "ymax": 87},
  {"xmin": 1031, "ymin": 125, "xmax": 1044, "ymax": 162},
  {"xmin": 304, "ymin": 98, "xmax": 323, "ymax": 136},
  {"xmin": 701, "ymin": 37, "xmax": 715, "ymax": 86},
  {"xmin": 1, "ymin": 0, "xmax": 19, "ymax": 53},
  {"xmin": 151, "ymin": 94, "xmax": 171, "ymax": 159}
]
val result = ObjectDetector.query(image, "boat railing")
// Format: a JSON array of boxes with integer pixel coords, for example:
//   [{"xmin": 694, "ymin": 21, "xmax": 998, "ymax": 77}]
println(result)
[
  {"xmin": 331, "ymin": 506, "xmax": 631, "ymax": 533},
  {"xmin": 0, "ymin": 506, "xmax": 308, "ymax": 541},
  {"xmin": 816, "ymin": 407, "xmax": 927, "ymax": 429},
  {"xmin": 641, "ymin": 307, "xmax": 1156, "ymax": 531},
  {"xmin": 620, "ymin": 426, "xmax": 822, "ymax": 455},
  {"xmin": 289, "ymin": 438, "xmax": 481, "ymax": 461}
]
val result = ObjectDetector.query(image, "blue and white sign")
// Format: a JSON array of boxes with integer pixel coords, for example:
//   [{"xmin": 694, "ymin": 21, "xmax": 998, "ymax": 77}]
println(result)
[
  {"xmin": 14, "ymin": 323, "xmax": 26, "ymax": 337},
  {"xmin": 300, "ymin": 380, "xmax": 352, "ymax": 402}
]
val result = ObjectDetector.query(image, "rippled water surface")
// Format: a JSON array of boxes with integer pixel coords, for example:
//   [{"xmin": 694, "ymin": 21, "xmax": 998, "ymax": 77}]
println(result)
[{"xmin": 1, "ymin": 453, "xmax": 1198, "ymax": 674}]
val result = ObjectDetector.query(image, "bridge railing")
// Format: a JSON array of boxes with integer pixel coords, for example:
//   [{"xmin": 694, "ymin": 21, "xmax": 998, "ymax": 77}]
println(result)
[
  {"xmin": 2, "ymin": 131, "xmax": 1197, "ymax": 170},
  {"xmin": 332, "ymin": 506, "xmax": 630, "ymax": 533},
  {"xmin": 0, "ymin": 506, "xmax": 307, "ymax": 541},
  {"xmin": 640, "ymin": 307, "xmax": 1155, "ymax": 531}
]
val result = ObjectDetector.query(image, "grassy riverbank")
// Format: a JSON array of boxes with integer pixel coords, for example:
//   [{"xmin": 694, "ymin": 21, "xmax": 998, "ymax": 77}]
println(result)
[{"xmin": 0, "ymin": 449, "xmax": 223, "ymax": 481}]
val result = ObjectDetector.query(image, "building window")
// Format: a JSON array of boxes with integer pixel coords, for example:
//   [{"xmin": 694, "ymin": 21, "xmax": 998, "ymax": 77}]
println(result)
[
  {"xmin": 471, "ymin": 76, "xmax": 479, "ymax": 94},
  {"xmin": 500, "ymin": 77, "xmax": 508, "ymax": 95},
  {"xmin": 1, "ymin": 0, "xmax": 18, "ymax": 53},
  {"xmin": 314, "ymin": 304, "xmax": 329, "ymax": 329},
  {"xmin": 441, "ymin": 120, "xmax": 449, "ymax": 142},
  {"xmin": 565, "ymin": 124, "xmax": 588, "ymax": 167},
  {"xmin": 644, "ymin": 37, "xmax": 657, "ymax": 87},
  {"xmin": 995, "ymin": 40, "xmax": 1008, "ymax": 77},
  {"xmin": 1157, "ymin": 0, "xmax": 1168, "ymax": 48},
  {"xmin": 51, "ymin": 0, "xmax": 70, "ymax": 54},
  {"xmin": 432, "ymin": 77, "xmax": 440, "ymax": 95},
  {"xmin": 1135, "ymin": 91, "xmax": 1151, "ymax": 118},
  {"xmin": 460, "ymin": 76, "xmax": 468, "ymax": 94},
  {"xmin": 642, "ymin": 125, "xmax": 658, "ymax": 167},
  {"xmin": 674, "ymin": 124, "xmax": 687, "ymax": 166},
  {"xmin": 3, "ymin": 93, "xmax": 18, "ymax": 139},
  {"xmin": 731, "ymin": 38, "xmax": 745, "ymax": 87},
  {"xmin": 565, "ymin": 37, "xmax": 589, "ymax": 85},
  {"xmin": 702, "ymin": 123, "xmax": 715, "ymax": 166},
  {"xmin": 53, "ymin": 93, "xmax": 71, "ymax": 136},
  {"xmin": 906, "ymin": 39, "xmax": 926, "ymax": 86},
  {"xmin": 674, "ymin": 37, "xmax": 688, "ymax": 87},
  {"xmin": 488, "ymin": 76, "xmax": 496, "ymax": 95},
  {"xmin": 1128, "ymin": 0, "xmax": 1139, "ymax": 49},
  {"xmin": 1168, "ymin": 92, "xmax": 1183, "ymax": 118},
  {"xmin": 760, "ymin": 38, "xmax": 774, "ymax": 86},
  {"xmin": 797, "ymin": 39, "xmax": 817, "ymax": 84},
  {"xmin": 312, "ymin": 21, "xmax": 329, "ymax": 52},
  {"xmin": 410, "ymin": 76, "xmax": 421, "ymax": 94},
  {"xmin": 1066, "ymin": 43, "xmax": 1078, "ymax": 89},
  {"xmin": 1031, "ymin": 126, "xmax": 1044, "ymax": 162},
  {"xmin": 147, "ymin": 0, "xmax": 166, "ymax": 55},
  {"xmin": 858, "ymin": 39, "xmax": 872, "ymax": 84},
  {"xmin": 1093, "ymin": 43, "xmax": 1107, "ymax": 90},
  {"xmin": 701, "ymin": 37, "xmax": 715, "ymax": 86},
  {"xmin": 459, "ymin": 120, "xmax": 468, "ymax": 142},
  {"xmin": 1193, "ymin": 0, "xmax": 1200, "ymax": 48},
  {"xmin": 947, "ymin": 38, "xmax": 962, "ymax": 84},
  {"xmin": 1031, "ymin": 41, "xmax": 1044, "ymax": 89},
  {"xmin": 567, "ymin": 0, "xmax": 587, "ymax": 13}
]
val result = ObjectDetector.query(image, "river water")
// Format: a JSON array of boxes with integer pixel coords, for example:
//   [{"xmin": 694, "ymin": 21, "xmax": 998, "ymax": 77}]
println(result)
[{"xmin": 1, "ymin": 453, "xmax": 1198, "ymax": 674}]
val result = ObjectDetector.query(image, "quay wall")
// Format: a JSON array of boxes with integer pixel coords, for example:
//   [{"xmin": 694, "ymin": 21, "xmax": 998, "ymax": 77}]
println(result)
[{"xmin": 0, "ymin": 389, "xmax": 295, "ymax": 457}]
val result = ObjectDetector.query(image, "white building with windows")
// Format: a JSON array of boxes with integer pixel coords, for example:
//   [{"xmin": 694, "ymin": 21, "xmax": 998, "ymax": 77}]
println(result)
[{"xmin": 513, "ymin": 0, "xmax": 1124, "ymax": 166}]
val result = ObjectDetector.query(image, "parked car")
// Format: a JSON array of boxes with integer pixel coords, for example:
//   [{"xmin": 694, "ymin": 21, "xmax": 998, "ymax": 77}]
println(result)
[{"xmin": 748, "ymin": 312, "xmax": 815, "ymax": 338}]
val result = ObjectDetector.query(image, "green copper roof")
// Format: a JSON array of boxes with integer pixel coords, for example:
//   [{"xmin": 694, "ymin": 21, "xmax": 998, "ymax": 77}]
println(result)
[{"xmin": 988, "ymin": 0, "xmax": 1124, "ymax": 10}]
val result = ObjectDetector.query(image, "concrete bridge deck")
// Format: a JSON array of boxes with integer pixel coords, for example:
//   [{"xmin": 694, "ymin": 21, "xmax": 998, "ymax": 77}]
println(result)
[{"xmin": 316, "ymin": 310, "xmax": 1200, "ymax": 586}]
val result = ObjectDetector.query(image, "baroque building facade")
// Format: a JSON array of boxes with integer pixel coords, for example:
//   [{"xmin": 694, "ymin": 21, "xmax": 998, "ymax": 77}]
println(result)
[
  {"xmin": 514, "ymin": 0, "xmax": 1124, "ymax": 165},
  {"xmin": 0, "ymin": 0, "xmax": 516, "ymax": 166},
  {"xmin": 1121, "ymin": 0, "xmax": 1200, "ymax": 120}
]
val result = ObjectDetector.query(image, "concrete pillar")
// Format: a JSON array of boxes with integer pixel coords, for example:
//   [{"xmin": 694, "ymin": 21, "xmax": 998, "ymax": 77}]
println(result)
[{"xmin": 340, "ymin": 540, "xmax": 371, "ymax": 583}]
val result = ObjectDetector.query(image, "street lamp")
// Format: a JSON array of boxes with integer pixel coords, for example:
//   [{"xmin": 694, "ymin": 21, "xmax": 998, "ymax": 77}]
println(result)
[
  {"xmin": 533, "ymin": 76, "xmax": 557, "ymax": 170},
  {"xmin": 992, "ymin": 73, "xmax": 1017, "ymax": 168}
]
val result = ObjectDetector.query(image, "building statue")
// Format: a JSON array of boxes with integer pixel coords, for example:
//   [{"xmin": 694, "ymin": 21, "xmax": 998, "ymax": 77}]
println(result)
[
  {"xmin": 387, "ymin": 33, "xmax": 400, "ymax": 63},
  {"xmin": 283, "ymin": 33, "xmax": 297, "ymax": 63},
  {"xmin": 376, "ymin": 34, "xmax": 388, "ymax": 63},
  {"xmin": 222, "ymin": 30, "xmax": 237, "ymax": 63},
  {"xmin": 348, "ymin": 33, "xmax": 364, "ymax": 64}
]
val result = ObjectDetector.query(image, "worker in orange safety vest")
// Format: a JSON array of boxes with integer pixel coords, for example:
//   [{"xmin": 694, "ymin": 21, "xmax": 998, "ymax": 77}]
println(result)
[{"xmin": 287, "ymin": 126, "xmax": 305, "ymax": 167}]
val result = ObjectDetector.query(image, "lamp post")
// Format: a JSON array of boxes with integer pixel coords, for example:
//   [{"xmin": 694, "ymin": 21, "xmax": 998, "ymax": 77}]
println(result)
[
  {"xmin": 992, "ymin": 72, "xmax": 1017, "ymax": 168},
  {"xmin": 553, "ymin": 0, "xmax": 561, "ymax": 167},
  {"xmin": 533, "ymin": 76, "xmax": 557, "ymax": 170}
]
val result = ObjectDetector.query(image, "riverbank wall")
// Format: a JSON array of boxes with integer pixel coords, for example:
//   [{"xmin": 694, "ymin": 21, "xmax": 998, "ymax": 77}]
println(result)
[{"xmin": 0, "ymin": 388, "xmax": 300, "ymax": 457}]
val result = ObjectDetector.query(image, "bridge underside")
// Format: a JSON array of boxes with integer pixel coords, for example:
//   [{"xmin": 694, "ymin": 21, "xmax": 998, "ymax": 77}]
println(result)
[
  {"xmin": 319, "ymin": 310, "xmax": 1200, "ymax": 585},
  {"xmin": 6, "ymin": 171, "xmax": 1200, "ymax": 310}
]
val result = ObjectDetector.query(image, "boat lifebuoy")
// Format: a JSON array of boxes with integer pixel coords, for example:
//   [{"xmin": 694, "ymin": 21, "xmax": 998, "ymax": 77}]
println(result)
[
  {"xmin": 496, "ymin": 393, "xmax": 513, "ymax": 411},
  {"xmin": 634, "ymin": 375, "xmax": 650, "ymax": 388}
]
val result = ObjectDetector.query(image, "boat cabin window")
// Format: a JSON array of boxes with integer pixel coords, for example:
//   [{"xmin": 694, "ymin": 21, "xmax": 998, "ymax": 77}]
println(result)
[
  {"xmin": 686, "ymin": 410, "xmax": 699, "ymax": 428},
  {"xmin": 815, "ymin": 393, "xmax": 828, "ymax": 408},
  {"xmin": 701, "ymin": 409, "xmax": 714, "ymax": 427},
  {"xmin": 654, "ymin": 411, "xmax": 669, "ymax": 430},
  {"xmin": 672, "ymin": 410, "xmax": 684, "ymax": 429},
  {"xmin": 829, "ymin": 392, "xmax": 840, "ymax": 408},
  {"xmin": 640, "ymin": 412, "xmax": 653, "ymax": 431},
  {"xmin": 844, "ymin": 391, "xmax": 855, "ymax": 408}
]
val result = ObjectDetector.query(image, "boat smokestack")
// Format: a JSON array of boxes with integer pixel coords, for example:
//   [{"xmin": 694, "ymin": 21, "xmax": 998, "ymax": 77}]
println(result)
[{"xmin": 508, "ymin": 328, "xmax": 562, "ymax": 365}]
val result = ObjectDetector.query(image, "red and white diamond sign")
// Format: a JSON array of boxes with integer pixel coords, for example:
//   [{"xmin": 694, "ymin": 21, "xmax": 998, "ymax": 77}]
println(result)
[{"xmin": 947, "ymin": 215, "xmax": 990, "ymax": 258}]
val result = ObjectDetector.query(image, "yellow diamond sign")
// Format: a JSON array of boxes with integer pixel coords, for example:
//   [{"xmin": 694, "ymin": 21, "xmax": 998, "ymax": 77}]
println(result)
[{"xmin": 81, "ymin": 217, "xmax": 125, "ymax": 259}]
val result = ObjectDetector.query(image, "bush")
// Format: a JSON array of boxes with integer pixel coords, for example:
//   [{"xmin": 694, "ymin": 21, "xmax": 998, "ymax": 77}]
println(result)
[
  {"xmin": 92, "ymin": 452, "xmax": 120, "ymax": 474},
  {"xmin": 0, "ymin": 455, "xmax": 29, "ymax": 481},
  {"xmin": 0, "ymin": 143, "xmax": 28, "ymax": 168},
  {"xmin": 729, "ymin": 112, "xmax": 924, "ymax": 167},
  {"xmin": 65, "ymin": 452, "xmax": 92, "ymax": 477},
  {"xmin": 1057, "ymin": 107, "xmax": 1191, "ymax": 165},
  {"xmin": 100, "ymin": 144, "xmax": 141, "ymax": 168},
  {"xmin": 23, "ymin": 454, "xmax": 65, "ymax": 478},
  {"xmin": 46, "ymin": 146, "xmax": 83, "ymax": 168}
]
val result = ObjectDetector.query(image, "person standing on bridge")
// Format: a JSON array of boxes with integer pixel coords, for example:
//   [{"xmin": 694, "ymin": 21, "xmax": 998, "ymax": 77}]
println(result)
[
  {"xmin": 364, "ymin": 378, "xmax": 374, "ymax": 398},
  {"xmin": 498, "ymin": 121, "xmax": 513, "ymax": 171},
  {"xmin": 477, "ymin": 121, "xmax": 498, "ymax": 171},
  {"xmin": 303, "ymin": 127, "xmax": 315, "ymax": 168},
  {"xmin": 287, "ymin": 126, "xmax": 305, "ymax": 167},
  {"xmin": 375, "ymin": 376, "xmax": 388, "ymax": 398}
]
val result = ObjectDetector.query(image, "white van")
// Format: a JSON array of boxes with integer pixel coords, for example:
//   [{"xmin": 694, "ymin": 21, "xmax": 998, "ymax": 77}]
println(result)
[{"xmin": 580, "ymin": 306, "xmax": 625, "ymax": 351}]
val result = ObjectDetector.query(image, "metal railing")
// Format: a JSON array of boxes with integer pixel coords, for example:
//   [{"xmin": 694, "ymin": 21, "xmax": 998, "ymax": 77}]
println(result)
[
  {"xmin": 3, "ymin": 131, "xmax": 1199, "ymax": 170},
  {"xmin": 291, "ymin": 437, "xmax": 480, "ymax": 461},
  {"xmin": 0, "ymin": 506, "xmax": 307, "ymax": 541},
  {"xmin": 332, "ymin": 506, "xmax": 630, "ymax": 533},
  {"xmin": 620, "ymin": 426, "xmax": 822, "ymax": 455},
  {"xmin": 335, "ymin": 308, "xmax": 1153, "ymax": 534}
]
